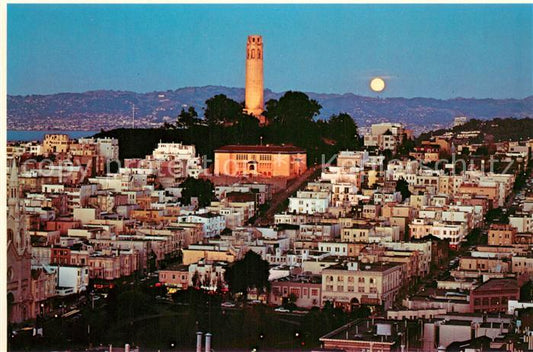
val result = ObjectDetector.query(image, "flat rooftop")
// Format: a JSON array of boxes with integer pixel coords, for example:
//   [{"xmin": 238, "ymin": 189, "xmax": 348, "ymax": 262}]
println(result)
[
  {"xmin": 321, "ymin": 319, "xmax": 403, "ymax": 344},
  {"xmin": 215, "ymin": 144, "xmax": 306, "ymax": 154}
]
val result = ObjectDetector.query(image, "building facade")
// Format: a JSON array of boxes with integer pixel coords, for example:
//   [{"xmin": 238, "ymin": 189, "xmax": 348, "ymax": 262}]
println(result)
[
  {"xmin": 321, "ymin": 261, "xmax": 403, "ymax": 311},
  {"xmin": 470, "ymin": 278, "xmax": 520, "ymax": 313},
  {"xmin": 214, "ymin": 145, "xmax": 307, "ymax": 178}
]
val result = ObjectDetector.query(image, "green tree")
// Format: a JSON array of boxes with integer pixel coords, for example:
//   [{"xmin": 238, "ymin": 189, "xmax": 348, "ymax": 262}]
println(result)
[
  {"xmin": 397, "ymin": 135, "xmax": 415, "ymax": 156},
  {"xmin": 225, "ymin": 251, "xmax": 270, "ymax": 297},
  {"xmin": 237, "ymin": 113, "xmax": 261, "ymax": 136},
  {"xmin": 204, "ymin": 94, "xmax": 243, "ymax": 126},
  {"xmin": 396, "ymin": 177, "xmax": 412, "ymax": 201},
  {"xmin": 327, "ymin": 113, "xmax": 360, "ymax": 150},
  {"xmin": 192, "ymin": 271, "xmax": 201, "ymax": 289},
  {"xmin": 521, "ymin": 280, "xmax": 532, "ymax": 301},
  {"xmin": 176, "ymin": 106, "xmax": 200, "ymax": 128},
  {"xmin": 485, "ymin": 207, "xmax": 509, "ymax": 224},
  {"xmin": 288, "ymin": 292, "xmax": 298, "ymax": 304},
  {"xmin": 264, "ymin": 91, "xmax": 321, "ymax": 125},
  {"xmin": 264, "ymin": 91, "xmax": 322, "ymax": 149},
  {"xmin": 179, "ymin": 177, "xmax": 215, "ymax": 208}
]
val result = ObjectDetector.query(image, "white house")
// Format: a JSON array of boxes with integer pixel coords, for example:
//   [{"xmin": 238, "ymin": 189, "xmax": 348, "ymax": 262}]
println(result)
[
  {"xmin": 177, "ymin": 213, "xmax": 226, "ymax": 238},
  {"xmin": 288, "ymin": 191, "xmax": 330, "ymax": 215}
]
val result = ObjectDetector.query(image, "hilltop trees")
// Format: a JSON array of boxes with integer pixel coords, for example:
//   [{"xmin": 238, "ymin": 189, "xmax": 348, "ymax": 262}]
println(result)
[
  {"xmin": 264, "ymin": 91, "xmax": 322, "ymax": 147},
  {"xmin": 204, "ymin": 94, "xmax": 244, "ymax": 125},
  {"xmin": 176, "ymin": 106, "xmax": 201, "ymax": 128},
  {"xmin": 326, "ymin": 113, "xmax": 361, "ymax": 150},
  {"xmin": 262, "ymin": 91, "xmax": 360, "ymax": 162},
  {"xmin": 264, "ymin": 91, "xmax": 322, "ymax": 125},
  {"xmin": 96, "ymin": 90, "xmax": 363, "ymax": 165}
]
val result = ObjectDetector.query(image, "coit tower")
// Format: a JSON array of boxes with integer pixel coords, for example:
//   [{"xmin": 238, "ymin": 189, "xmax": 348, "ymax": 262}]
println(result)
[{"xmin": 244, "ymin": 35, "xmax": 264, "ymax": 121}]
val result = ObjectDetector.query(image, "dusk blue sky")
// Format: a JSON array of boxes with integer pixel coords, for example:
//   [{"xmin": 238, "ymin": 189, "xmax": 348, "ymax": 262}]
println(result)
[{"xmin": 7, "ymin": 4, "xmax": 533, "ymax": 99}]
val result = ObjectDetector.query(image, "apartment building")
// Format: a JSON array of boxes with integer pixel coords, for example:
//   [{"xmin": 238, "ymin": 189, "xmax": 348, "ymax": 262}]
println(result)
[
  {"xmin": 321, "ymin": 261, "xmax": 403, "ymax": 310},
  {"xmin": 288, "ymin": 191, "xmax": 330, "ymax": 215}
]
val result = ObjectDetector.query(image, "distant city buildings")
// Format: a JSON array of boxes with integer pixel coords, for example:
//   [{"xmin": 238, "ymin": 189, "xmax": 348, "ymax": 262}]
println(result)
[{"xmin": 453, "ymin": 116, "xmax": 468, "ymax": 127}]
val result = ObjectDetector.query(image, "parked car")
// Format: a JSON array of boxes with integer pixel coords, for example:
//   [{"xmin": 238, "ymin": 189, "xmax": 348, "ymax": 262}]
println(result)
[
  {"xmin": 221, "ymin": 301, "xmax": 236, "ymax": 308},
  {"xmin": 274, "ymin": 307, "xmax": 290, "ymax": 313}
]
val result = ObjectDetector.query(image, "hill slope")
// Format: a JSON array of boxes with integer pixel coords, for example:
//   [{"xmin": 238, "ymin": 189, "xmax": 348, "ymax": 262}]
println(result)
[{"xmin": 8, "ymin": 86, "xmax": 532, "ymax": 131}]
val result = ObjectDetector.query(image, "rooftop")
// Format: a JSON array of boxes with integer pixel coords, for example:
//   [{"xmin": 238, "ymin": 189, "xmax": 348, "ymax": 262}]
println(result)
[
  {"xmin": 325, "ymin": 261, "xmax": 400, "ymax": 272},
  {"xmin": 473, "ymin": 278, "xmax": 519, "ymax": 292},
  {"xmin": 321, "ymin": 319, "xmax": 404, "ymax": 344},
  {"xmin": 215, "ymin": 144, "xmax": 306, "ymax": 154},
  {"xmin": 274, "ymin": 275, "xmax": 322, "ymax": 284}
]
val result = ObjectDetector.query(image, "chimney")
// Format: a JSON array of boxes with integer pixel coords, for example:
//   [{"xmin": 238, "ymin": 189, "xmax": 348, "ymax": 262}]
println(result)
[
  {"xmin": 196, "ymin": 331, "xmax": 203, "ymax": 352},
  {"xmin": 205, "ymin": 333, "xmax": 212, "ymax": 352}
]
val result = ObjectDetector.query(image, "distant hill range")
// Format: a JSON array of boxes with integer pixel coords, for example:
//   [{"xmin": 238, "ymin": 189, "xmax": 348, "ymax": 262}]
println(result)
[
  {"xmin": 7, "ymin": 86, "xmax": 533, "ymax": 131},
  {"xmin": 417, "ymin": 117, "xmax": 533, "ymax": 143}
]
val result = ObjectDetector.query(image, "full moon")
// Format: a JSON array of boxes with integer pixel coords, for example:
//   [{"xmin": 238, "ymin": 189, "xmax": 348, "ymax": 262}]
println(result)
[{"xmin": 370, "ymin": 77, "xmax": 386, "ymax": 92}]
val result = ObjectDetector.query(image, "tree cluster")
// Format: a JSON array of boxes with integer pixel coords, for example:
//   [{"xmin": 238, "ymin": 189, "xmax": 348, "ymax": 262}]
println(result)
[
  {"xmin": 178, "ymin": 177, "xmax": 215, "ymax": 208},
  {"xmin": 225, "ymin": 251, "xmax": 270, "ymax": 296},
  {"xmin": 395, "ymin": 177, "xmax": 412, "ymax": 201},
  {"xmin": 95, "ymin": 91, "xmax": 362, "ymax": 166}
]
